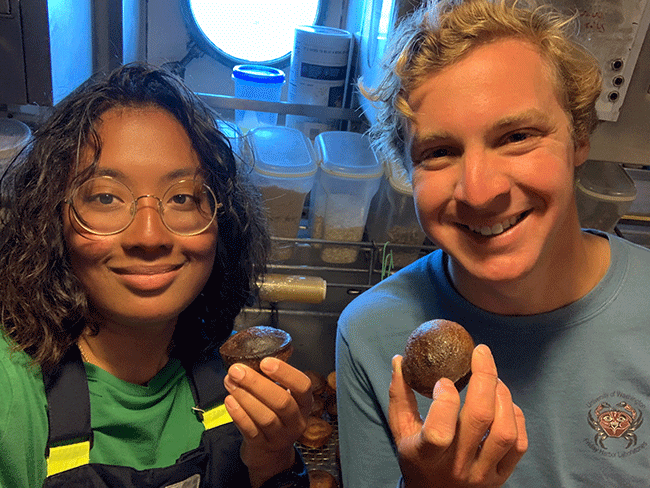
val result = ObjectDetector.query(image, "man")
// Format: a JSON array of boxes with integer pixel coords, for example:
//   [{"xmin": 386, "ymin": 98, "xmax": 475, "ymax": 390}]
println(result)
[{"xmin": 337, "ymin": 1, "xmax": 650, "ymax": 487}]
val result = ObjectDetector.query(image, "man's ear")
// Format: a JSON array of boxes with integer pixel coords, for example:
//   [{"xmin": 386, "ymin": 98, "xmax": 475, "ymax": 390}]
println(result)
[{"xmin": 574, "ymin": 139, "xmax": 590, "ymax": 168}]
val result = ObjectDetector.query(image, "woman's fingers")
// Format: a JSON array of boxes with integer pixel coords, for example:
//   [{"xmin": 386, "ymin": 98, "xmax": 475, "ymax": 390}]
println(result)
[
  {"xmin": 224, "ymin": 393, "xmax": 261, "ymax": 439},
  {"xmin": 223, "ymin": 360, "xmax": 311, "ymax": 443},
  {"xmin": 260, "ymin": 357, "xmax": 313, "ymax": 417}
]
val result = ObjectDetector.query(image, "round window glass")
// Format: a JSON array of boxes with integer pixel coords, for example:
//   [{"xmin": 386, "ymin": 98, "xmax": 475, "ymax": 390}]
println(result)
[{"xmin": 182, "ymin": 0, "xmax": 322, "ymax": 67}]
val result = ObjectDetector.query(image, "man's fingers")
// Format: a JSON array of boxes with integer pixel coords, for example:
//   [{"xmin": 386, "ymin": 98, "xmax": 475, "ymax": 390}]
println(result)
[
  {"xmin": 388, "ymin": 355, "xmax": 424, "ymax": 443},
  {"xmin": 420, "ymin": 378, "xmax": 461, "ymax": 450},
  {"xmin": 454, "ymin": 345, "xmax": 499, "ymax": 469},
  {"xmin": 496, "ymin": 403, "xmax": 528, "ymax": 478},
  {"xmin": 474, "ymin": 379, "xmax": 519, "ymax": 474},
  {"xmin": 391, "ymin": 355, "xmax": 460, "ymax": 472}
]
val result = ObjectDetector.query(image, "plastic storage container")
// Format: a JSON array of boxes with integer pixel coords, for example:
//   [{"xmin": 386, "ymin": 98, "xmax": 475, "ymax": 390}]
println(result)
[
  {"xmin": 217, "ymin": 119, "xmax": 247, "ymax": 161},
  {"xmin": 232, "ymin": 65, "xmax": 285, "ymax": 133},
  {"xmin": 286, "ymin": 26, "xmax": 352, "ymax": 139},
  {"xmin": 626, "ymin": 167, "xmax": 650, "ymax": 216},
  {"xmin": 248, "ymin": 126, "xmax": 317, "ymax": 260},
  {"xmin": 309, "ymin": 131, "xmax": 383, "ymax": 263},
  {"xmin": 0, "ymin": 118, "xmax": 31, "ymax": 173},
  {"xmin": 575, "ymin": 160, "xmax": 637, "ymax": 232},
  {"xmin": 366, "ymin": 158, "xmax": 426, "ymax": 268}
]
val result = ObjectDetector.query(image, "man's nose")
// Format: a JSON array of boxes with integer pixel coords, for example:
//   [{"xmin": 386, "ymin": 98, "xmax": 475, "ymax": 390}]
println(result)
[{"xmin": 452, "ymin": 148, "xmax": 511, "ymax": 208}]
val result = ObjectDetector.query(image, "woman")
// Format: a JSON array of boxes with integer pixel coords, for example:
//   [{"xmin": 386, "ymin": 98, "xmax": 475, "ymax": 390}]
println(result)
[{"xmin": 0, "ymin": 63, "xmax": 311, "ymax": 488}]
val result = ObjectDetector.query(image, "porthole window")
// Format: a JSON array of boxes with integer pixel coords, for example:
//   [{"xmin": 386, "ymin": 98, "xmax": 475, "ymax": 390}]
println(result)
[{"xmin": 181, "ymin": 0, "xmax": 323, "ymax": 67}]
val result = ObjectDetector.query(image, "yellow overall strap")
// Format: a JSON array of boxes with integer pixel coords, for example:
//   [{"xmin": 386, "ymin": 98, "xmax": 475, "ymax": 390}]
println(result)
[
  {"xmin": 43, "ymin": 347, "xmax": 93, "ymax": 477},
  {"xmin": 46, "ymin": 404, "xmax": 232, "ymax": 476},
  {"xmin": 195, "ymin": 403, "xmax": 234, "ymax": 430},
  {"xmin": 46, "ymin": 440, "xmax": 91, "ymax": 476}
]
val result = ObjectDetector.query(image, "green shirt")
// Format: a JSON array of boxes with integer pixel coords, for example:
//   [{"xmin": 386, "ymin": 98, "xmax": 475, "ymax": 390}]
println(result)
[{"xmin": 0, "ymin": 334, "xmax": 205, "ymax": 488}]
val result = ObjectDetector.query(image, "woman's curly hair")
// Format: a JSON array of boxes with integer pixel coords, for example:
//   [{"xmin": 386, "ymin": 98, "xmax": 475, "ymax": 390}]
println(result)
[
  {"xmin": 362, "ymin": 0, "xmax": 602, "ymax": 168},
  {"xmin": 0, "ymin": 63, "xmax": 269, "ymax": 369}
]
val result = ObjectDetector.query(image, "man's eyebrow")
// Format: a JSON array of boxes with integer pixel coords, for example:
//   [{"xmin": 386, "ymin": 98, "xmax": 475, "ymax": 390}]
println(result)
[
  {"xmin": 490, "ymin": 109, "xmax": 553, "ymax": 133},
  {"xmin": 409, "ymin": 130, "xmax": 454, "ymax": 158},
  {"xmin": 408, "ymin": 108, "xmax": 555, "ymax": 158},
  {"xmin": 411, "ymin": 109, "xmax": 553, "ymax": 148}
]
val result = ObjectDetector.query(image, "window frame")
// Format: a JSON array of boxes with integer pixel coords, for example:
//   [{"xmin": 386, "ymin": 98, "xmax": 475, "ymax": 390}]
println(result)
[{"xmin": 179, "ymin": 0, "xmax": 327, "ymax": 68}]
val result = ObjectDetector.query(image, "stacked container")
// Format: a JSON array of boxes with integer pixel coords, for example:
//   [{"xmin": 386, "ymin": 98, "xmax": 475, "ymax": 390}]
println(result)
[
  {"xmin": 217, "ymin": 119, "xmax": 246, "ymax": 160},
  {"xmin": 0, "ymin": 119, "xmax": 31, "ymax": 173},
  {"xmin": 247, "ymin": 126, "xmax": 317, "ymax": 260},
  {"xmin": 0, "ymin": 119, "xmax": 31, "ymax": 204},
  {"xmin": 575, "ymin": 160, "xmax": 637, "ymax": 232},
  {"xmin": 366, "ymin": 157, "xmax": 426, "ymax": 268},
  {"xmin": 309, "ymin": 131, "xmax": 383, "ymax": 264}
]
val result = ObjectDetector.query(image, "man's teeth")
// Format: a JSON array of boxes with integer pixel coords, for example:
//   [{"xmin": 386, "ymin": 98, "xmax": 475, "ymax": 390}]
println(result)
[{"xmin": 469, "ymin": 215, "xmax": 519, "ymax": 236}]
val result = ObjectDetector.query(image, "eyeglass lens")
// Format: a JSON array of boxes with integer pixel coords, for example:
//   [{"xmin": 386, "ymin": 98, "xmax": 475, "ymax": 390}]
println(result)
[{"xmin": 70, "ymin": 177, "xmax": 217, "ymax": 235}]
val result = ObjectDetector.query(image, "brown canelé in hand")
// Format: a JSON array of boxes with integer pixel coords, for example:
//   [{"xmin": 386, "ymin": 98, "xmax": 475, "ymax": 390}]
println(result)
[
  {"xmin": 402, "ymin": 319, "xmax": 475, "ymax": 398},
  {"xmin": 219, "ymin": 325, "xmax": 293, "ymax": 373}
]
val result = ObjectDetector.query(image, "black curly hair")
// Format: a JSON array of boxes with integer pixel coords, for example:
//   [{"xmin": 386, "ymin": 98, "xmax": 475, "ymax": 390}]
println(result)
[{"xmin": 0, "ymin": 63, "xmax": 269, "ymax": 369}]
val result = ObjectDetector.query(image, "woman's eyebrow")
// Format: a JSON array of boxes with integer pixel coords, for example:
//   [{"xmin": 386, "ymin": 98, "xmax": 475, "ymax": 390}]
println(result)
[
  {"xmin": 164, "ymin": 167, "xmax": 200, "ymax": 182},
  {"xmin": 91, "ymin": 167, "xmax": 198, "ymax": 182},
  {"xmin": 93, "ymin": 167, "xmax": 124, "ymax": 178}
]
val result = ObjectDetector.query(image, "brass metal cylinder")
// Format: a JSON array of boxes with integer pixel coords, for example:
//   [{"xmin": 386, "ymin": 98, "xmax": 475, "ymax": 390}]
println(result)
[{"xmin": 258, "ymin": 274, "xmax": 327, "ymax": 304}]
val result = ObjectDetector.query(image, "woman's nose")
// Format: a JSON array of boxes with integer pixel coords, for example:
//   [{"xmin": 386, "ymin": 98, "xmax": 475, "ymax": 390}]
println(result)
[
  {"xmin": 452, "ymin": 148, "xmax": 511, "ymax": 208},
  {"xmin": 121, "ymin": 198, "xmax": 174, "ymax": 250}
]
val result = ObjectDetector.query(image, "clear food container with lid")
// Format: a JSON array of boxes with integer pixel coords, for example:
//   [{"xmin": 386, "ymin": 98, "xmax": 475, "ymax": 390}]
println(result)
[
  {"xmin": 248, "ymin": 126, "xmax": 317, "ymax": 260},
  {"xmin": 366, "ymin": 157, "xmax": 426, "ymax": 268},
  {"xmin": 575, "ymin": 160, "xmax": 637, "ymax": 232},
  {"xmin": 0, "ymin": 119, "xmax": 31, "ymax": 201},
  {"xmin": 0, "ymin": 118, "xmax": 31, "ymax": 172},
  {"xmin": 309, "ymin": 131, "xmax": 383, "ymax": 264}
]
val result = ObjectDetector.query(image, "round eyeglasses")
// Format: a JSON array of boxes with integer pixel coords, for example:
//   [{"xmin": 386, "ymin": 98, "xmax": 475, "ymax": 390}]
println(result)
[{"xmin": 67, "ymin": 176, "xmax": 220, "ymax": 236}]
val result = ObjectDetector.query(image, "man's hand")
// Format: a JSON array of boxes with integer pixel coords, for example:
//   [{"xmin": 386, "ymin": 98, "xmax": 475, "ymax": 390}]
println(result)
[{"xmin": 389, "ymin": 344, "xmax": 527, "ymax": 488}]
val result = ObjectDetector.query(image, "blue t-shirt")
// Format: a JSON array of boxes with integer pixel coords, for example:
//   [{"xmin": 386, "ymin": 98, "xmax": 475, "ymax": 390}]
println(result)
[{"xmin": 337, "ymin": 233, "xmax": 650, "ymax": 487}]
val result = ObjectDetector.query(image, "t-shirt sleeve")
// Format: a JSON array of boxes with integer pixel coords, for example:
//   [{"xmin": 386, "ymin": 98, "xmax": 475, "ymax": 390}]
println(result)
[{"xmin": 336, "ymin": 319, "xmax": 403, "ymax": 488}]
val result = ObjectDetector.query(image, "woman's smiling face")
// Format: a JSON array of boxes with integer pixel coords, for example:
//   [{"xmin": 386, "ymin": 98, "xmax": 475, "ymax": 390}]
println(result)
[{"xmin": 63, "ymin": 105, "xmax": 218, "ymax": 329}]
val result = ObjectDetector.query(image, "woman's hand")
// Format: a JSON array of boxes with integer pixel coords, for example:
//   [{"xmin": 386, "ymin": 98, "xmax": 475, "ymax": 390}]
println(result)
[
  {"xmin": 389, "ymin": 344, "xmax": 528, "ymax": 488},
  {"xmin": 224, "ymin": 357, "xmax": 312, "ymax": 488}
]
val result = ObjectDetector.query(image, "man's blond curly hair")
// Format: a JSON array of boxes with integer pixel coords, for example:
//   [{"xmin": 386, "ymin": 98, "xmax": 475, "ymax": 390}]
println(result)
[{"xmin": 361, "ymin": 0, "xmax": 602, "ymax": 168}]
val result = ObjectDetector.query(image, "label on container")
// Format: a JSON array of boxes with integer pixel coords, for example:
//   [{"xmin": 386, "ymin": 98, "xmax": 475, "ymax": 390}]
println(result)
[{"xmin": 286, "ymin": 26, "xmax": 351, "ymax": 139}]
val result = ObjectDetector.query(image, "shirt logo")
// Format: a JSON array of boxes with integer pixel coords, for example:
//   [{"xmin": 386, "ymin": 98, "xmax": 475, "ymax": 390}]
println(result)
[
  {"xmin": 585, "ymin": 392, "xmax": 646, "ymax": 458},
  {"xmin": 589, "ymin": 401, "xmax": 643, "ymax": 448}
]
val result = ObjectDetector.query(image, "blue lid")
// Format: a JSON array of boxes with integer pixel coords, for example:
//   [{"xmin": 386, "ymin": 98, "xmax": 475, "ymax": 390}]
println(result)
[{"xmin": 232, "ymin": 65, "xmax": 286, "ymax": 84}]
